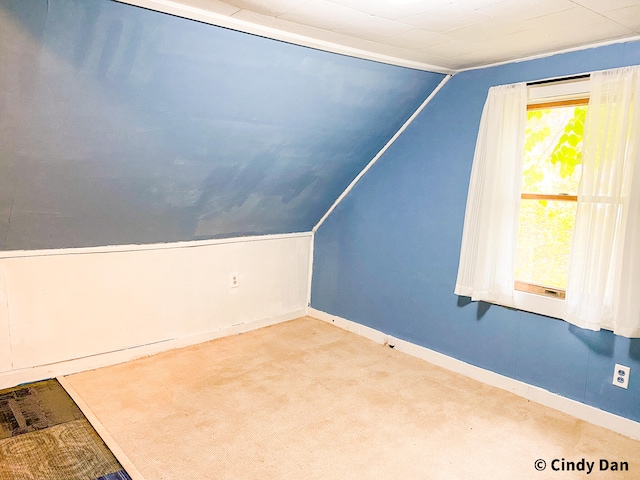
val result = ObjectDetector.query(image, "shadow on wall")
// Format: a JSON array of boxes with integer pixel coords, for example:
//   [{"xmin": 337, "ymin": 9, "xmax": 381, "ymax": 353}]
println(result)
[
  {"xmin": 629, "ymin": 338, "xmax": 640, "ymax": 361},
  {"xmin": 456, "ymin": 295, "xmax": 626, "ymax": 359},
  {"xmin": 456, "ymin": 296, "xmax": 492, "ymax": 321},
  {"xmin": 569, "ymin": 325, "xmax": 614, "ymax": 357}
]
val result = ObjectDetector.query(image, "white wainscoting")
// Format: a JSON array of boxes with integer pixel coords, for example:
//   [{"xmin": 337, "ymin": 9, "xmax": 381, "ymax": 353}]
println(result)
[{"xmin": 0, "ymin": 233, "xmax": 311, "ymax": 388}]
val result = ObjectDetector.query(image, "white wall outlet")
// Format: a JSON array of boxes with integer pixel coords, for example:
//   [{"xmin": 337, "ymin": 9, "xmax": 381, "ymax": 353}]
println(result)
[
  {"xmin": 230, "ymin": 272, "xmax": 239, "ymax": 289},
  {"xmin": 613, "ymin": 364, "xmax": 630, "ymax": 389}
]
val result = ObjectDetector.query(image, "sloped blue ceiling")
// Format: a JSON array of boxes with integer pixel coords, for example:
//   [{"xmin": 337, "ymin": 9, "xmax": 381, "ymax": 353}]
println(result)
[{"xmin": 0, "ymin": 0, "xmax": 444, "ymax": 250}]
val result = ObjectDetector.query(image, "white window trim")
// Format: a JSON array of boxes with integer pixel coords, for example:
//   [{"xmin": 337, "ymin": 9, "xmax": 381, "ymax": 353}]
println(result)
[
  {"xmin": 513, "ymin": 290, "xmax": 566, "ymax": 319},
  {"xmin": 527, "ymin": 77, "xmax": 591, "ymax": 104},
  {"xmin": 514, "ymin": 77, "xmax": 590, "ymax": 320}
]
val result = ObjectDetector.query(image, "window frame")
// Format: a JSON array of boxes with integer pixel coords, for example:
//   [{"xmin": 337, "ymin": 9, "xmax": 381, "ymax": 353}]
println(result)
[{"xmin": 512, "ymin": 77, "xmax": 590, "ymax": 318}]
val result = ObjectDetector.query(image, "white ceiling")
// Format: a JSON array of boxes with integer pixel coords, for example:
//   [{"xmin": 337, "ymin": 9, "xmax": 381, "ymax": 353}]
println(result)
[{"xmin": 122, "ymin": 0, "xmax": 640, "ymax": 72}]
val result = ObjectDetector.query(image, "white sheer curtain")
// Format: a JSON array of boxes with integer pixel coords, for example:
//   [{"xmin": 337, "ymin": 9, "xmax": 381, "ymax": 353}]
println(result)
[
  {"xmin": 454, "ymin": 83, "xmax": 527, "ymax": 306},
  {"xmin": 565, "ymin": 66, "xmax": 640, "ymax": 337}
]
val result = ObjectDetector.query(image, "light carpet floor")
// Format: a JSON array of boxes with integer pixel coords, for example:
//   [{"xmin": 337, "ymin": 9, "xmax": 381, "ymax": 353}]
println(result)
[{"xmin": 65, "ymin": 317, "xmax": 640, "ymax": 479}]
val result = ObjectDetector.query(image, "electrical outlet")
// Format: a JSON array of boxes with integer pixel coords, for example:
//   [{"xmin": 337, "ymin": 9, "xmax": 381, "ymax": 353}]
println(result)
[
  {"xmin": 230, "ymin": 272, "xmax": 239, "ymax": 289},
  {"xmin": 613, "ymin": 364, "xmax": 630, "ymax": 389}
]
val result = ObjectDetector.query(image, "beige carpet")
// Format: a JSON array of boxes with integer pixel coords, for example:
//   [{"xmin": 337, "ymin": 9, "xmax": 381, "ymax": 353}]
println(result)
[{"xmin": 64, "ymin": 317, "xmax": 640, "ymax": 479}]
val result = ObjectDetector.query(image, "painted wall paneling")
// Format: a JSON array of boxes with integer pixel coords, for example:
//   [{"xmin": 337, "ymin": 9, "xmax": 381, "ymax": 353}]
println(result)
[
  {"xmin": 0, "ymin": 234, "xmax": 311, "ymax": 387},
  {"xmin": 0, "ymin": 269, "xmax": 11, "ymax": 373}
]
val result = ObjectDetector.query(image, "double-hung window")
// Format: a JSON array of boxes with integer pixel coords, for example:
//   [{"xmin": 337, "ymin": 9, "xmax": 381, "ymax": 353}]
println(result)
[
  {"xmin": 455, "ymin": 67, "xmax": 640, "ymax": 338},
  {"xmin": 515, "ymin": 81, "xmax": 589, "ymax": 300}
]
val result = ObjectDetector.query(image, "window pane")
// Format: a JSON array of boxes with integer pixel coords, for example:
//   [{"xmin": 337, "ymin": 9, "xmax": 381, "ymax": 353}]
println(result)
[
  {"xmin": 522, "ymin": 106, "xmax": 586, "ymax": 196},
  {"xmin": 515, "ymin": 199, "xmax": 577, "ymax": 290}
]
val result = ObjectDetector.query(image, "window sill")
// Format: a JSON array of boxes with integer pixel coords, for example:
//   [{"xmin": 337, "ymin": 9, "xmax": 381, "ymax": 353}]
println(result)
[{"xmin": 513, "ymin": 289, "xmax": 565, "ymax": 320}]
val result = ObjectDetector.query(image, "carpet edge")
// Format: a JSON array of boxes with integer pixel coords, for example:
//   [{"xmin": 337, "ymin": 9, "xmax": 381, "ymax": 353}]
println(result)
[{"xmin": 57, "ymin": 376, "xmax": 146, "ymax": 480}]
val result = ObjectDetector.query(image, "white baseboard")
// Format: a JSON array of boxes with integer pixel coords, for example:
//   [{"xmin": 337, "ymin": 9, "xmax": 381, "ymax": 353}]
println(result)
[
  {"xmin": 307, "ymin": 307, "xmax": 640, "ymax": 441},
  {"xmin": 0, "ymin": 309, "xmax": 305, "ymax": 390}
]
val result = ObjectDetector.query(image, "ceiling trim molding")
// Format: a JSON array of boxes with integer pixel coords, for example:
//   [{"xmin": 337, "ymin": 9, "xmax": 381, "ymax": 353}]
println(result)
[
  {"xmin": 457, "ymin": 35, "xmax": 640, "ymax": 74},
  {"xmin": 114, "ymin": 0, "xmax": 455, "ymax": 74}
]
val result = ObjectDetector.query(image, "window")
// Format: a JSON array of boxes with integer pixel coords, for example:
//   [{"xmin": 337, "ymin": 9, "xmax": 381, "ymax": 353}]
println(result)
[
  {"xmin": 514, "ymin": 94, "xmax": 589, "ymax": 299},
  {"xmin": 455, "ymin": 67, "xmax": 640, "ymax": 337}
]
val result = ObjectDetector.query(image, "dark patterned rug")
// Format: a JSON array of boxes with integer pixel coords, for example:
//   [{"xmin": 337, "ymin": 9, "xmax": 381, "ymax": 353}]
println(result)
[{"xmin": 0, "ymin": 379, "xmax": 131, "ymax": 480}]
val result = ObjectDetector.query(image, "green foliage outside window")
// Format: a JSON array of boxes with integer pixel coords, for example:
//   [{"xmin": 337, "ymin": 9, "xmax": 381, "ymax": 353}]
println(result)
[{"xmin": 515, "ymin": 105, "xmax": 587, "ymax": 290}]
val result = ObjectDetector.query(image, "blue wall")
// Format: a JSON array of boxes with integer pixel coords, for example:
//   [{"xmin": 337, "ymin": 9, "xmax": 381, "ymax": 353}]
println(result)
[
  {"xmin": 312, "ymin": 41, "xmax": 640, "ymax": 422},
  {"xmin": 0, "ymin": 0, "xmax": 444, "ymax": 250}
]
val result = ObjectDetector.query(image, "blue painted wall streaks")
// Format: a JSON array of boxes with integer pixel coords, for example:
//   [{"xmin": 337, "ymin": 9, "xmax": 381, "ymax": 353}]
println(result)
[
  {"xmin": 312, "ymin": 41, "xmax": 640, "ymax": 422},
  {"xmin": 0, "ymin": 0, "xmax": 444, "ymax": 249}
]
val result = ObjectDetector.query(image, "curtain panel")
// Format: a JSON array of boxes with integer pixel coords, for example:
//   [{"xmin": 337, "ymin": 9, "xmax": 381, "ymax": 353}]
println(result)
[
  {"xmin": 454, "ymin": 83, "xmax": 527, "ymax": 307},
  {"xmin": 565, "ymin": 66, "xmax": 640, "ymax": 337}
]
